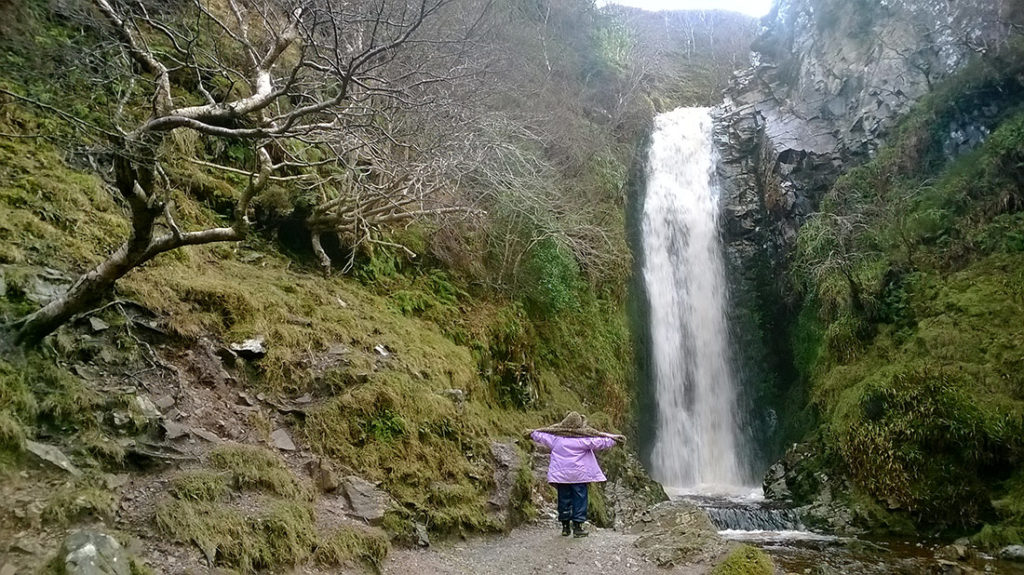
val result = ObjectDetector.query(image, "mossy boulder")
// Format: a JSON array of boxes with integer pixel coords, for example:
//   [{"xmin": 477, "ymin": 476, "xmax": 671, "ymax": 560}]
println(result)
[
  {"xmin": 628, "ymin": 500, "xmax": 724, "ymax": 566},
  {"xmin": 710, "ymin": 544, "xmax": 774, "ymax": 575}
]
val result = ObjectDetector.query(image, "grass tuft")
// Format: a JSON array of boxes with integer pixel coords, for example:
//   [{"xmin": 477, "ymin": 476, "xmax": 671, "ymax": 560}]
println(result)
[{"xmin": 208, "ymin": 444, "xmax": 309, "ymax": 500}]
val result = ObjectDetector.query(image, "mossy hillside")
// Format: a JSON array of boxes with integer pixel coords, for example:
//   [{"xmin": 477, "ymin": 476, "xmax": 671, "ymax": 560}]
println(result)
[
  {"xmin": 789, "ymin": 50, "xmax": 1024, "ymax": 537},
  {"xmin": 154, "ymin": 446, "xmax": 391, "ymax": 572},
  {"xmin": 0, "ymin": 83, "xmax": 626, "ymax": 546},
  {"xmin": 0, "ymin": 3, "xmax": 646, "ymax": 565}
]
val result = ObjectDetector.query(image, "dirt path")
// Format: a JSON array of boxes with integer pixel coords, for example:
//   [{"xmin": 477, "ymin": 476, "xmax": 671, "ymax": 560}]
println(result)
[{"xmin": 354, "ymin": 522, "xmax": 711, "ymax": 575}]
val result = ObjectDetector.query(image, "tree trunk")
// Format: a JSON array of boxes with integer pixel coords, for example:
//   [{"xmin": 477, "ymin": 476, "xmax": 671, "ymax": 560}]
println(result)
[{"xmin": 12, "ymin": 240, "xmax": 153, "ymax": 346}]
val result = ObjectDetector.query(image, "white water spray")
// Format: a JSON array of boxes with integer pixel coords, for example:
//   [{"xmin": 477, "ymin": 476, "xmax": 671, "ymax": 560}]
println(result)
[{"xmin": 642, "ymin": 107, "xmax": 746, "ymax": 493}]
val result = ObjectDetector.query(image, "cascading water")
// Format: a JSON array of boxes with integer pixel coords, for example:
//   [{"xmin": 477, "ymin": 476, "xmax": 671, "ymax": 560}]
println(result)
[
  {"xmin": 640, "ymin": 108, "xmax": 822, "ymax": 542},
  {"xmin": 641, "ymin": 107, "xmax": 746, "ymax": 493}
]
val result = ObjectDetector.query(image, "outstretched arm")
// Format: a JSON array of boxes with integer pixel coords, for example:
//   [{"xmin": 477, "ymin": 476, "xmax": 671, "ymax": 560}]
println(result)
[
  {"xmin": 529, "ymin": 430, "xmax": 556, "ymax": 448},
  {"xmin": 579, "ymin": 436, "xmax": 617, "ymax": 451}
]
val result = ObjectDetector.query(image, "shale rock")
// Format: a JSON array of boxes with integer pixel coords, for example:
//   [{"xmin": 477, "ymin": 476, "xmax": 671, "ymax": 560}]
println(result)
[
  {"xmin": 341, "ymin": 475, "xmax": 391, "ymax": 524},
  {"xmin": 25, "ymin": 440, "xmax": 81, "ymax": 476},
  {"xmin": 999, "ymin": 545, "xmax": 1024, "ymax": 562}
]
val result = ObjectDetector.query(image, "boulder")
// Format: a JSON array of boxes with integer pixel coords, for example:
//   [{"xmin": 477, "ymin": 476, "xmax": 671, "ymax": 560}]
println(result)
[
  {"xmin": 936, "ymin": 544, "xmax": 972, "ymax": 562},
  {"xmin": 999, "ymin": 545, "xmax": 1024, "ymax": 562},
  {"xmin": 342, "ymin": 476, "xmax": 391, "ymax": 524},
  {"xmin": 628, "ymin": 500, "xmax": 725, "ymax": 566},
  {"xmin": 763, "ymin": 460, "xmax": 791, "ymax": 500},
  {"xmin": 60, "ymin": 530, "xmax": 130, "ymax": 575}
]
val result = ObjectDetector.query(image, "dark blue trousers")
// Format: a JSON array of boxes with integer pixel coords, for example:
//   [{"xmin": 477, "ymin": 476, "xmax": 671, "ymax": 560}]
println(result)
[{"xmin": 554, "ymin": 483, "xmax": 588, "ymax": 522}]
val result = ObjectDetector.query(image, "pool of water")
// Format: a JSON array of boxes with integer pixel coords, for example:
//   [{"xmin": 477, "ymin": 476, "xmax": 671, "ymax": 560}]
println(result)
[{"xmin": 671, "ymin": 490, "xmax": 1024, "ymax": 574}]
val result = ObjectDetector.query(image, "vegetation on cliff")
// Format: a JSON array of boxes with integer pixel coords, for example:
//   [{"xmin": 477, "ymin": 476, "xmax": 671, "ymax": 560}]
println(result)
[{"xmin": 788, "ymin": 43, "xmax": 1024, "ymax": 539}]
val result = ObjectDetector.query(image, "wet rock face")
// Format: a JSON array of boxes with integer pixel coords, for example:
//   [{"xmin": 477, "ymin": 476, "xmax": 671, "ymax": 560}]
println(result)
[
  {"xmin": 487, "ymin": 440, "xmax": 522, "ymax": 525},
  {"xmin": 761, "ymin": 442, "xmax": 867, "ymax": 535},
  {"xmin": 716, "ymin": 0, "xmax": 1015, "ymax": 258}
]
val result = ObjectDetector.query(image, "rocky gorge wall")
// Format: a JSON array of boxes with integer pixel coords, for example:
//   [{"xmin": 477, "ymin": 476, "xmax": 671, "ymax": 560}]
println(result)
[{"xmin": 713, "ymin": 0, "xmax": 1020, "ymax": 467}]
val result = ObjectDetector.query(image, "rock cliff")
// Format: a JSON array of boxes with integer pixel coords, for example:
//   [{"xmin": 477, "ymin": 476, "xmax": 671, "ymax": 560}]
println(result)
[{"xmin": 713, "ymin": 0, "xmax": 1019, "ymax": 462}]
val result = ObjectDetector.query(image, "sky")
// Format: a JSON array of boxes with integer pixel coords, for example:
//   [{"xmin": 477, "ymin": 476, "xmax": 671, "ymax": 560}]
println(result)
[{"xmin": 599, "ymin": 0, "xmax": 774, "ymax": 17}]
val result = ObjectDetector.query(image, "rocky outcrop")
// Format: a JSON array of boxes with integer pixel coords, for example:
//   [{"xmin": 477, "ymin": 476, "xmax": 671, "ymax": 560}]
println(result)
[
  {"xmin": 488, "ymin": 440, "xmax": 522, "ymax": 525},
  {"xmin": 601, "ymin": 451, "xmax": 669, "ymax": 530},
  {"xmin": 717, "ymin": 0, "xmax": 1015, "ymax": 249},
  {"xmin": 628, "ymin": 500, "xmax": 725, "ymax": 566},
  {"xmin": 341, "ymin": 476, "xmax": 392, "ymax": 525},
  {"xmin": 761, "ymin": 441, "xmax": 880, "ymax": 535}
]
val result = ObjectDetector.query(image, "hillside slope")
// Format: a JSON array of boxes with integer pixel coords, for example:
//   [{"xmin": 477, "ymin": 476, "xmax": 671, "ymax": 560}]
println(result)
[{"xmin": 0, "ymin": 1, "xmax": 754, "ymax": 572}]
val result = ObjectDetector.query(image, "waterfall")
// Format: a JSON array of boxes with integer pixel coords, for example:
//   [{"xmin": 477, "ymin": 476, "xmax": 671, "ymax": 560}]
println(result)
[{"xmin": 641, "ymin": 107, "xmax": 746, "ymax": 492}]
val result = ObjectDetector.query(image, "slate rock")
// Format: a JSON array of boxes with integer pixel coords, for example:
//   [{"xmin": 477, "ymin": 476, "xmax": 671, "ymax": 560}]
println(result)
[
  {"xmin": 342, "ymin": 475, "xmax": 390, "ymax": 524},
  {"xmin": 25, "ymin": 440, "xmax": 81, "ymax": 476},
  {"xmin": 163, "ymin": 420, "xmax": 189, "ymax": 440},
  {"xmin": 88, "ymin": 317, "xmax": 110, "ymax": 333},
  {"xmin": 270, "ymin": 428, "xmax": 297, "ymax": 451},
  {"xmin": 61, "ymin": 529, "xmax": 130, "ymax": 575},
  {"xmin": 134, "ymin": 396, "xmax": 161, "ymax": 420},
  {"xmin": 153, "ymin": 395, "xmax": 176, "ymax": 411},
  {"xmin": 415, "ymin": 521, "xmax": 430, "ymax": 547},
  {"xmin": 487, "ymin": 441, "xmax": 520, "ymax": 521},
  {"xmin": 1000, "ymin": 545, "xmax": 1024, "ymax": 562},
  {"xmin": 306, "ymin": 458, "xmax": 340, "ymax": 493},
  {"xmin": 229, "ymin": 337, "xmax": 267, "ymax": 360},
  {"xmin": 629, "ymin": 500, "xmax": 724, "ymax": 566}
]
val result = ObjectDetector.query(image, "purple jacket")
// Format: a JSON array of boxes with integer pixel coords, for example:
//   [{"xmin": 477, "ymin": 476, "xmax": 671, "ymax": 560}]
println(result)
[{"xmin": 531, "ymin": 431, "xmax": 616, "ymax": 484}]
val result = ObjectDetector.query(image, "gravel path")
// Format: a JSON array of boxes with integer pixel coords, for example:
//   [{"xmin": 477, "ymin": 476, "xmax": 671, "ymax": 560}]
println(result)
[{"xmin": 365, "ymin": 522, "xmax": 712, "ymax": 575}]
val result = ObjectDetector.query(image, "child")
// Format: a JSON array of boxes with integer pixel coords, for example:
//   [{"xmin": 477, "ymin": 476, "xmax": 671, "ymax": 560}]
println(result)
[{"xmin": 528, "ymin": 412, "xmax": 625, "ymax": 537}]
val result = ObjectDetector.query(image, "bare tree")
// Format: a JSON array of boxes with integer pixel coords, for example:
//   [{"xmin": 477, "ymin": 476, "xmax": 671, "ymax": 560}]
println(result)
[{"xmin": 3, "ymin": 0, "xmax": 479, "ymax": 346}]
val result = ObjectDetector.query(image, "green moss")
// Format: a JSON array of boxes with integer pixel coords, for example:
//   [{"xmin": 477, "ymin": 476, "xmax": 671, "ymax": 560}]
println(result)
[
  {"xmin": 587, "ymin": 483, "xmax": 612, "ymax": 528},
  {"xmin": 169, "ymin": 470, "xmax": 231, "ymax": 503},
  {"xmin": 208, "ymin": 445, "xmax": 308, "ymax": 500},
  {"xmin": 314, "ymin": 525, "xmax": 390, "ymax": 568},
  {"xmin": 509, "ymin": 462, "xmax": 538, "ymax": 525},
  {"xmin": 710, "ymin": 545, "xmax": 774, "ymax": 575},
  {"xmin": 43, "ymin": 483, "xmax": 115, "ymax": 526},
  {"xmin": 0, "ymin": 135, "xmax": 127, "ymax": 269},
  {"xmin": 155, "ymin": 499, "xmax": 318, "ymax": 573},
  {"xmin": 788, "ymin": 49, "xmax": 1024, "ymax": 535}
]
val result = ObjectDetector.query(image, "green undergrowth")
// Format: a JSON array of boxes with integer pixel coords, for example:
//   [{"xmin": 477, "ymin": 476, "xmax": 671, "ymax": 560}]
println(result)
[
  {"xmin": 43, "ymin": 477, "xmax": 117, "ymax": 526},
  {"xmin": 0, "ymin": 352, "xmax": 131, "ymax": 468},
  {"xmin": 157, "ymin": 452, "xmax": 390, "ymax": 573},
  {"xmin": 710, "ymin": 544, "xmax": 774, "ymax": 575},
  {"xmin": 789, "ymin": 51, "xmax": 1024, "ymax": 538},
  {"xmin": 0, "ymin": 3, "xmax": 644, "ymax": 565},
  {"xmin": 0, "ymin": 90, "xmax": 626, "ymax": 551}
]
